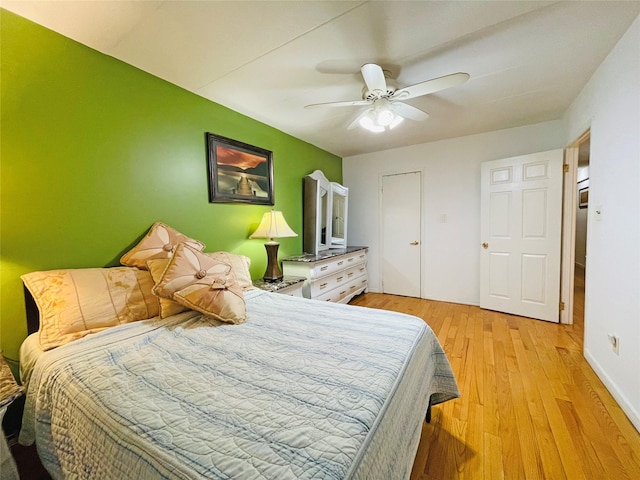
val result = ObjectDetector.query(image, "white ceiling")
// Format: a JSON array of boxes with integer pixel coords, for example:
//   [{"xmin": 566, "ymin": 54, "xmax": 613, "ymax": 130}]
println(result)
[{"xmin": 3, "ymin": 1, "xmax": 639, "ymax": 157}]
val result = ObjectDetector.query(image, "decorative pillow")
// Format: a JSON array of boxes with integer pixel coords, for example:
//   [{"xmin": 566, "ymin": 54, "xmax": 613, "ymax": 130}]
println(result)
[
  {"xmin": 173, "ymin": 278, "xmax": 246, "ymax": 325},
  {"xmin": 153, "ymin": 243, "xmax": 246, "ymax": 324},
  {"xmin": 120, "ymin": 222, "xmax": 205, "ymax": 270},
  {"xmin": 22, "ymin": 267, "xmax": 159, "ymax": 351},
  {"xmin": 0, "ymin": 354, "xmax": 23, "ymax": 409},
  {"xmin": 206, "ymin": 252, "xmax": 253, "ymax": 290},
  {"xmin": 146, "ymin": 258, "xmax": 188, "ymax": 318}
]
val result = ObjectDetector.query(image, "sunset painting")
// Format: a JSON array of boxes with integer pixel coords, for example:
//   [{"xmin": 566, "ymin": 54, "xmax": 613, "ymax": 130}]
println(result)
[{"xmin": 206, "ymin": 133, "xmax": 274, "ymax": 205}]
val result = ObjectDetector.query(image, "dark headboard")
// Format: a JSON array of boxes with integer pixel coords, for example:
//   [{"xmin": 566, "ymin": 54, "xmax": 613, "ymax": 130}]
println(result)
[{"xmin": 24, "ymin": 285, "xmax": 40, "ymax": 335}]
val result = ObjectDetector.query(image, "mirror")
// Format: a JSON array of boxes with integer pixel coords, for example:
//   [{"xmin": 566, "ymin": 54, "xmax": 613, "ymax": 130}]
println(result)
[
  {"xmin": 319, "ymin": 184, "xmax": 329, "ymax": 248},
  {"xmin": 303, "ymin": 170, "xmax": 332, "ymax": 254},
  {"xmin": 330, "ymin": 182, "xmax": 348, "ymax": 247},
  {"xmin": 303, "ymin": 171, "xmax": 349, "ymax": 254}
]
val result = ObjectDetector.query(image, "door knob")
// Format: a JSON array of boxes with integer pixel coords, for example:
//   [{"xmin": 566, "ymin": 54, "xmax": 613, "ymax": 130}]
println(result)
[
  {"xmin": 482, "ymin": 242, "xmax": 489, "ymax": 249},
  {"xmin": 410, "ymin": 241, "xmax": 419, "ymax": 246}
]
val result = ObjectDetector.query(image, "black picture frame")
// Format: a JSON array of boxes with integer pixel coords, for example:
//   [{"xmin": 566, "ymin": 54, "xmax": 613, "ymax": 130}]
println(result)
[
  {"xmin": 578, "ymin": 185, "xmax": 589, "ymax": 209},
  {"xmin": 206, "ymin": 132, "xmax": 274, "ymax": 205}
]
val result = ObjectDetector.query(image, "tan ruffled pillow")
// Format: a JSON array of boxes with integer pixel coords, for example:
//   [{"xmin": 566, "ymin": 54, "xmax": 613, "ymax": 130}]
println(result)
[
  {"xmin": 206, "ymin": 252, "xmax": 252, "ymax": 289},
  {"xmin": 22, "ymin": 267, "xmax": 159, "ymax": 350},
  {"xmin": 147, "ymin": 258, "xmax": 188, "ymax": 318},
  {"xmin": 121, "ymin": 222, "xmax": 205, "ymax": 270},
  {"xmin": 153, "ymin": 243, "xmax": 246, "ymax": 324}
]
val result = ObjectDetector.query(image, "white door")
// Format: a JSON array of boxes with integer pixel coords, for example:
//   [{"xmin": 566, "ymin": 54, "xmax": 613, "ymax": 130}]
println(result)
[
  {"xmin": 480, "ymin": 150, "xmax": 563, "ymax": 322},
  {"xmin": 381, "ymin": 172, "xmax": 421, "ymax": 297}
]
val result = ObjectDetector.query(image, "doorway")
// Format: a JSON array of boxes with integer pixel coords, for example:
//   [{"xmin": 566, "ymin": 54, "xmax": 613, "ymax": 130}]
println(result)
[
  {"xmin": 573, "ymin": 133, "xmax": 590, "ymax": 333},
  {"xmin": 560, "ymin": 129, "xmax": 590, "ymax": 325}
]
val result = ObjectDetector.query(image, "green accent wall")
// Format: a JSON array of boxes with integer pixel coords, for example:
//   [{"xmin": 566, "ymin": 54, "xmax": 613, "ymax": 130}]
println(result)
[{"xmin": 0, "ymin": 10, "xmax": 342, "ymax": 364}]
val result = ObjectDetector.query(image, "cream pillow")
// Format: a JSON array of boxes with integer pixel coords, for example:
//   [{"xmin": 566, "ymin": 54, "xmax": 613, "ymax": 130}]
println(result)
[
  {"xmin": 22, "ymin": 267, "xmax": 159, "ymax": 350},
  {"xmin": 146, "ymin": 258, "xmax": 188, "ymax": 318},
  {"xmin": 153, "ymin": 243, "xmax": 246, "ymax": 324},
  {"xmin": 120, "ymin": 222, "xmax": 205, "ymax": 270},
  {"xmin": 206, "ymin": 252, "xmax": 252, "ymax": 289}
]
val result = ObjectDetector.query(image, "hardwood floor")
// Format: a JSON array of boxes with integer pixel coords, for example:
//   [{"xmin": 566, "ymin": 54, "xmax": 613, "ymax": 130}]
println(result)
[{"xmin": 350, "ymin": 268, "xmax": 640, "ymax": 479}]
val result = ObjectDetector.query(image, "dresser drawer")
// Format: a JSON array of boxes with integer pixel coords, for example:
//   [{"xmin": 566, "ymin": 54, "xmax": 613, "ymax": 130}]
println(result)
[
  {"xmin": 309, "ymin": 250, "xmax": 367, "ymax": 279},
  {"xmin": 344, "ymin": 263, "xmax": 367, "ymax": 283},
  {"xmin": 309, "ymin": 269, "xmax": 348, "ymax": 298},
  {"xmin": 308, "ymin": 263, "xmax": 366, "ymax": 297},
  {"xmin": 316, "ymin": 273, "xmax": 368, "ymax": 303}
]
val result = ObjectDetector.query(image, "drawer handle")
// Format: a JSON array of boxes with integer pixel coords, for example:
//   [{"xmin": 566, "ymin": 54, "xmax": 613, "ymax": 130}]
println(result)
[
  {"xmin": 350, "ymin": 285, "xmax": 356, "ymax": 290},
  {"xmin": 337, "ymin": 261, "xmax": 344, "ymax": 266},
  {"xmin": 320, "ymin": 283, "xmax": 328, "ymax": 289},
  {"xmin": 320, "ymin": 266, "xmax": 328, "ymax": 271},
  {"xmin": 361, "ymin": 279, "xmax": 367, "ymax": 284},
  {"xmin": 347, "ymin": 257, "xmax": 354, "ymax": 262},
  {"xmin": 347, "ymin": 272, "xmax": 354, "ymax": 277},
  {"xmin": 359, "ymin": 267, "xmax": 365, "ymax": 272},
  {"xmin": 337, "ymin": 276, "xmax": 343, "ymax": 282},
  {"xmin": 340, "ymin": 290, "xmax": 346, "ymax": 295}
]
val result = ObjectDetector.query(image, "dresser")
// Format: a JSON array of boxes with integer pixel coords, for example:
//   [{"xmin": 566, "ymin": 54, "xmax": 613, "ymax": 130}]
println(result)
[{"xmin": 281, "ymin": 247, "xmax": 368, "ymax": 303}]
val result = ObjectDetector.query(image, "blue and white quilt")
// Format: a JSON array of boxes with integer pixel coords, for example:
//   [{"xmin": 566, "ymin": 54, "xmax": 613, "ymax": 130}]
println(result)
[{"xmin": 21, "ymin": 290, "xmax": 459, "ymax": 479}]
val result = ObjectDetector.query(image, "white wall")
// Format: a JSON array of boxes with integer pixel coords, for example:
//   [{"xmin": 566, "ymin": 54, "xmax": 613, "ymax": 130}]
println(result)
[
  {"xmin": 563, "ymin": 15, "xmax": 640, "ymax": 431},
  {"xmin": 343, "ymin": 120, "xmax": 565, "ymax": 305}
]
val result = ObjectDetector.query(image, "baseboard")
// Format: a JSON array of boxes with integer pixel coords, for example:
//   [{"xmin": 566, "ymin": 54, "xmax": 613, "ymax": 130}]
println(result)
[{"xmin": 584, "ymin": 349, "xmax": 640, "ymax": 433}]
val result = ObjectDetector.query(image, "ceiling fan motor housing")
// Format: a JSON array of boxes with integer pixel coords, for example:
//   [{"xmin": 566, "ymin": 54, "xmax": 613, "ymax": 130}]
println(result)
[{"xmin": 362, "ymin": 77, "xmax": 397, "ymax": 100}]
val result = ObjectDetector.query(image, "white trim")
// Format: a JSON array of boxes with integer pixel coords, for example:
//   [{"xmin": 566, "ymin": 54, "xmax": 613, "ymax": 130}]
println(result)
[
  {"xmin": 560, "ymin": 147, "xmax": 578, "ymax": 324},
  {"xmin": 585, "ymin": 350, "xmax": 640, "ymax": 433}
]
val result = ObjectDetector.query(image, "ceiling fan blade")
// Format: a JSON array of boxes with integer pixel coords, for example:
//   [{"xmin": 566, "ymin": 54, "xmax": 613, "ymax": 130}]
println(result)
[
  {"xmin": 391, "ymin": 102, "xmax": 429, "ymax": 121},
  {"xmin": 393, "ymin": 72, "xmax": 470, "ymax": 100},
  {"xmin": 304, "ymin": 99, "xmax": 371, "ymax": 109},
  {"xmin": 361, "ymin": 63, "xmax": 388, "ymax": 96}
]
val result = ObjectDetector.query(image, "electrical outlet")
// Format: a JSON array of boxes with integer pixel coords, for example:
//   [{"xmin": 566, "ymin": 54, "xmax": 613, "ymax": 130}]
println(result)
[{"xmin": 608, "ymin": 333, "xmax": 620, "ymax": 355}]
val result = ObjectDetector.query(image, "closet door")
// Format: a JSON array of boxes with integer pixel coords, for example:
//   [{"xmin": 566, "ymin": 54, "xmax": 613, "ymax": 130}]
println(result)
[{"xmin": 381, "ymin": 171, "xmax": 421, "ymax": 297}]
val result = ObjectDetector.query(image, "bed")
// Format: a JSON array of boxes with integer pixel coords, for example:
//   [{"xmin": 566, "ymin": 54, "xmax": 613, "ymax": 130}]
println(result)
[{"xmin": 17, "ymin": 224, "xmax": 459, "ymax": 479}]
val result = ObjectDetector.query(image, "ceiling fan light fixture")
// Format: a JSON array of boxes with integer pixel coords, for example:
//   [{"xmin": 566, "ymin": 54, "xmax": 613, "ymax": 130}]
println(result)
[
  {"xmin": 389, "ymin": 115, "xmax": 404, "ymax": 130},
  {"xmin": 373, "ymin": 98, "xmax": 395, "ymax": 126},
  {"xmin": 376, "ymin": 109, "xmax": 395, "ymax": 126},
  {"xmin": 359, "ymin": 112, "xmax": 385, "ymax": 133},
  {"xmin": 376, "ymin": 109, "xmax": 395, "ymax": 127}
]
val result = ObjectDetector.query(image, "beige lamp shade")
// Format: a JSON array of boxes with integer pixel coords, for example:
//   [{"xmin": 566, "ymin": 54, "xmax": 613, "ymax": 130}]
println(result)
[{"xmin": 250, "ymin": 210, "xmax": 297, "ymax": 242}]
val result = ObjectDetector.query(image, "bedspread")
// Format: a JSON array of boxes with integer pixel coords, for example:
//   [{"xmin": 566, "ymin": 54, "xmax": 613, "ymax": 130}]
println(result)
[{"xmin": 21, "ymin": 290, "xmax": 459, "ymax": 479}]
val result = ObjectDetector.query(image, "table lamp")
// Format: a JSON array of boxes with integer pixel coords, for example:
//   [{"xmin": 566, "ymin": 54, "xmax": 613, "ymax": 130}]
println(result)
[{"xmin": 250, "ymin": 210, "xmax": 297, "ymax": 282}]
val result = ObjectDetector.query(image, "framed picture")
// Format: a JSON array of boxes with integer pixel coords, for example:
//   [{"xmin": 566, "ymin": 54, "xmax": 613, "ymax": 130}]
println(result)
[
  {"xmin": 206, "ymin": 132, "xmax": 274, "ymax": 205},
  {"xmin": 578, "ymin": 185, "xmax": 589, "ymax": 209}
]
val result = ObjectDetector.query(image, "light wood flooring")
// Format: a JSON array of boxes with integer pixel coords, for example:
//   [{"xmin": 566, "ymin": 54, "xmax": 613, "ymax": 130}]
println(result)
[{"xmin": 350, "ymin": 267, "xmax": 640, "ymax": 479}]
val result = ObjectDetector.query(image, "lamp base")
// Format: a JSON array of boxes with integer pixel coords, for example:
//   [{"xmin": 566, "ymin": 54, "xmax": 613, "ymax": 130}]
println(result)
[{"xmin": 262, "ymin": 242, "xmax": 283, "ymax": 282}]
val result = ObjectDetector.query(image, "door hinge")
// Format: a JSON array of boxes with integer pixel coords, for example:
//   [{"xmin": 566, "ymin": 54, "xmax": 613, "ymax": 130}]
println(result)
[
  {"xmin": 559, "ymin": 301, "xmax": 565, "ymax": 311},
  {"xmin": 563, "ymin": 164, "xmax": 569, "ymax": 173}
]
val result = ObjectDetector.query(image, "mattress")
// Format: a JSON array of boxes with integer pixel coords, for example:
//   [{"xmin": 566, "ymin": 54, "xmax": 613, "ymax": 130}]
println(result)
[
  {"xmin": 18, "ymin": 333, "xmax": 43, "ymax": 389},
  {"xmin": 20, "ymin": 290, "xmax": 459, "ymax": 479}
]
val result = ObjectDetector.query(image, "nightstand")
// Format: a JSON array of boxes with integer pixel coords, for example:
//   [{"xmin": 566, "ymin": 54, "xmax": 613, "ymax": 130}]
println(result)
[
  {"xmin": 253, "ymin": 276, "xmax": 306, "ymax": 297},
  {"xmin": 1, "ymin": 354, "xmax": 23, "ymax": 480}
]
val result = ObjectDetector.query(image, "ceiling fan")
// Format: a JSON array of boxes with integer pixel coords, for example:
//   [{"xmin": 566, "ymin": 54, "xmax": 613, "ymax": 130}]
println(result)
[{"xmin": 305, "ymin": 63, "xmax": 469, "ymax": 133}]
